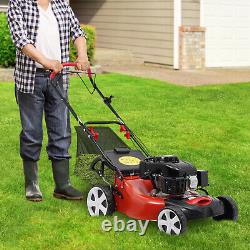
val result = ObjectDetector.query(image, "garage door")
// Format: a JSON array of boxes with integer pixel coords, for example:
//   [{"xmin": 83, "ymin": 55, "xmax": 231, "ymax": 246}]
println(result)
[{"xmin": 202, "ymin": 0, "xmax": 250, "ymax": 67}]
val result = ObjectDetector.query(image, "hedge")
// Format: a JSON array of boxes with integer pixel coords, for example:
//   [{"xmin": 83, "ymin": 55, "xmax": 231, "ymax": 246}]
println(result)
[
  {"xmin": 0, "ymin": 12, "xmax": 96, "ymax": 67},
  {"xmin": 70, "ymin": 25, "xmax": 96, "ymax": 65},
  {"xmin": 0, "ymin": 13, "xmax": 16, "ymax": 67}
]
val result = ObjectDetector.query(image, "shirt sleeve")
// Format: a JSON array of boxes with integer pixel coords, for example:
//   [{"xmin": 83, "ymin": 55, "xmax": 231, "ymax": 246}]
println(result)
[
  {"xmin": 7, "ymin": 0, "xmax": 34, "ymax": 50},
  {"xmin": 67, "ymin": 5, "xmax": 86, "ymax": 42}
]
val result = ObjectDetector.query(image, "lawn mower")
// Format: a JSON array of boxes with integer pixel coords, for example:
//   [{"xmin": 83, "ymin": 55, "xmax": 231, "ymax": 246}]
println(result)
[{"xmin": 50, "ymin": 62, "xmax": 238, "ymax": 235}]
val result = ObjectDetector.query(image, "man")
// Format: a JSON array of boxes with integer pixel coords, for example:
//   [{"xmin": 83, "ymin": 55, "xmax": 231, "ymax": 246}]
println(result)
[{"xmin": 7, "ymin": 0, "xmax": 89, "ymax": 201}]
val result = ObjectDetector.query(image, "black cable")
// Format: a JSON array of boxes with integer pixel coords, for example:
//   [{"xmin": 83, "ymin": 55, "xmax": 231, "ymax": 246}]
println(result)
[
  {"xmin": 130, "ymin": 131, "xmax": 150, "ymax": 155},
  {"xmin": 76, "ymin": 72, "xmax": 96, "ymax": 95},
  {"xmin": 130, "ymin": 137, "xmax": 142, "ymax": 152},
  {"xmin": 63, "ymin": 70, "xmax": 96, "ymax": 95}
]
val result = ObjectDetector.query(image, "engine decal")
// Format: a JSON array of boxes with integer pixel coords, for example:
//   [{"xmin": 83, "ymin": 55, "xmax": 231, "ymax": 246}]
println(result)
[{"xmin": 119, "ymin": 156, "xmax": 141, "ymax": 166}]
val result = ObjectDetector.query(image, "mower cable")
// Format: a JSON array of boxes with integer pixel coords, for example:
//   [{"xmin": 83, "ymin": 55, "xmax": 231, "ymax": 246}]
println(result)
[
  {"xmin": 63, "ymin": 70, "xmax": 96, "ymax": 95},
  {"xmin": 76, "ymin": 71, "xmax": 96, "ymax": 95},
  {"xmin": 101, "ymin": 175, "xmax": 112, "ymax": 188}
]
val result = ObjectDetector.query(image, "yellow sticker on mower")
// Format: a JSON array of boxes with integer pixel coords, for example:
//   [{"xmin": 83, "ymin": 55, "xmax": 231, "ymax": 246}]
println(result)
[{"xmin": 119, "ymin": 156, "xmax": 141, "ymax": 166}]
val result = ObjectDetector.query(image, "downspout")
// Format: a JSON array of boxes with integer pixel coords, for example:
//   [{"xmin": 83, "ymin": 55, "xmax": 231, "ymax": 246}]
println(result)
[{"xmin": 173, "ymin": 0, "xmax": 182, "ymax": 69}]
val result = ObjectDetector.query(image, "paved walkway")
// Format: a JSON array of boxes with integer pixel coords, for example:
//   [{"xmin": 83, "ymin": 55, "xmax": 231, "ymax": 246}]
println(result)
[
  {"xmin": 96, "ymin": 48, "xmax": 250, "ymax": 86},
  {"xmin": 0, "ymin": 68, "xmax": 14, "ymax": 82},
  {"xmin": 100, "ymin": 64, "xmax": 250, "ymax": 86}
]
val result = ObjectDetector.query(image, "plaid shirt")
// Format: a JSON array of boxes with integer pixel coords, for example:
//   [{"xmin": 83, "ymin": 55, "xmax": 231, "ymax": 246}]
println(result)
[{"xmin": 8, "ymin": 0, "xmax": 85, "ymax": 93}]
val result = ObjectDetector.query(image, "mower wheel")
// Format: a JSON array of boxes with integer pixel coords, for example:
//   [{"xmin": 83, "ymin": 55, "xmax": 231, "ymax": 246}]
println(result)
[
  {"xmin": 157, "ymin": 206, "xmax": 187, "ymax": 235},
  {"xmin": 87, "ymin": 185, "xmax": 115, "ymax": 216},
  {"xmin": 213, "ymin": 196, "xmax": 238, "ymax": 221}
]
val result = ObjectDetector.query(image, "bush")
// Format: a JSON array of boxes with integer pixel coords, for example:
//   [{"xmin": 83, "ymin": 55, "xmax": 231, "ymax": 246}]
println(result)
[
  {"xmin": 0, "ymin": 13, "xmax": 16, "ymax": 67},
  {"xmin": 70, "ymin": 25, "xmax": 96, "ymax": 65},
  {"xmin": 0, "ymin": 13, "xmax": 96, "ymax": 67}
]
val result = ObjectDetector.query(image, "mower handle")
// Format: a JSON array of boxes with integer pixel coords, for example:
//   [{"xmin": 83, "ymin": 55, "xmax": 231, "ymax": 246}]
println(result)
[{"xmin": 49, "ymin": 62, "xmax": 93, "ymax": 82}]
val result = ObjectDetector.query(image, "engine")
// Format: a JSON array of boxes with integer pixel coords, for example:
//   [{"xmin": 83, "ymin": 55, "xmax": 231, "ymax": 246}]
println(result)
[{"xmin": 139, "ymin": 155, "xmax": 208, "ymax": 195}]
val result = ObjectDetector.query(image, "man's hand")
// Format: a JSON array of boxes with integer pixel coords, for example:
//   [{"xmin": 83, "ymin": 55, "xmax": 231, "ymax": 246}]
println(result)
[
  {"xmin": 75, "ymin": 55, "xmax": 90, "ymax": 71},
  {"xmin": 22, "ymin": 44, "xmax": 63, "ymax": 73},
  {"xmin": 42, "ymin": 59, "xmax": 63, "ymax": 73}
]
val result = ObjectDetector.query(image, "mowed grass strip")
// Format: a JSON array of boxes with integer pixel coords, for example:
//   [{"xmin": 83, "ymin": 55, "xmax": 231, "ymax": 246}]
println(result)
[{"xmin": 0, "ymin": 74, "xmax": 249, "ymax": 250}]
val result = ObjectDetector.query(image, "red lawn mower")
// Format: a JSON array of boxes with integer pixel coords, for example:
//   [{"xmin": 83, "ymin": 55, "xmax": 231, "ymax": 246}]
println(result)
[{"xmin": 50, "ymin": 63, "xmax": 238, "ymax": 235}]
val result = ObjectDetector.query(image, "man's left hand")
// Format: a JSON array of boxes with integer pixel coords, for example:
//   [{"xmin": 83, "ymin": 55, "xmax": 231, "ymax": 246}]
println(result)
[{"xmin": 75, "ymin": 55, "xmax": 90, "ymax": 71}]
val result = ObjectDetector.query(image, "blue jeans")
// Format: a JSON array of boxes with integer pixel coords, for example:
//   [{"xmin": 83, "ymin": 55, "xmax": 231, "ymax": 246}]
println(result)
[{"xmin": 17, "ymin": 72, "xmax": 71, "ymax": 162}]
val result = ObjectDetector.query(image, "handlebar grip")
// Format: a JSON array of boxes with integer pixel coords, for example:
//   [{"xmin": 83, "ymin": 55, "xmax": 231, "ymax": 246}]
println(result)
[
  {"xmin": 87, "ymin": 67, "xmax": 93, "ymax": 80},
  {"xmin": 50, "ymin": 71, "xmax": 56, "ymax": 80},
  {"xmin": 62, "ymin": 62, "xmax": 78, "ymax": 67},
  {"xmin": 50, "ymin": 62, "xmax": 78, "ymax": 80},
  {"xmin": 49, "ymin": 62, "xmax": 94, "ymax": 82}
]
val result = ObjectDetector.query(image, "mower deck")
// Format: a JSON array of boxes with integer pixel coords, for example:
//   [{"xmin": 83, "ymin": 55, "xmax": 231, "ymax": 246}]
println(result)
[{"xmin": 114, "ymin": 175, "xmax": 224, "ymax": 221}]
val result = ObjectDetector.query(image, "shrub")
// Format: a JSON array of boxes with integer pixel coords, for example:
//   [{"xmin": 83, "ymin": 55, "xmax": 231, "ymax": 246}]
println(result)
[
  {"xmin": 0, "ymin": 13, "xmax": 96, "ymax": 67},
  {"xmin": 70, "ymin": 25, "xmax": 96, "ymax": 65},
  {"xmin": 0, "ymin": 13, "xmax": 16, "ymax": 67}
]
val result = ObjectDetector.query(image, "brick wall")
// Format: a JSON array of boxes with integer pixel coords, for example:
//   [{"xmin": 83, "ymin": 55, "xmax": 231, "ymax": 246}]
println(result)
[{"xmin": 179, "ymin": 26, "xmax": 206, "ymax": 70}]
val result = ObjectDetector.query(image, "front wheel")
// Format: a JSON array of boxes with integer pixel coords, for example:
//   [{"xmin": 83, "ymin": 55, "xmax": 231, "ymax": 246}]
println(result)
[
  {"xmin": 157, "ymin": 206, "xmax": 187, "ymax": 235},
  {"xmin": 213, "ymin": 196, "xmax": 238, "ymax": 221},
  {"xmin": 87, "ymin": 185, "xmax": 115, "ymax": 216}
]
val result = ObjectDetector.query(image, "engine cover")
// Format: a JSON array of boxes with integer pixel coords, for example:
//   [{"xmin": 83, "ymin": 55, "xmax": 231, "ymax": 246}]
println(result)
[
  {"xmin": 139, "ymin": 155, "xmax": 198, "ymax": 195},
  {"xmin": 139, "ymin": 155, "xmax": 197, "ymax": 178}
]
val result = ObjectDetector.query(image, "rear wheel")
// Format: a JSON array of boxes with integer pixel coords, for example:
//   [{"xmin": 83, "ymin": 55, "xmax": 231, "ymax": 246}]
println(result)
[
  {"xmin": 157, "ymin": 207, "xmax": 187, "ymax": 235},
  {"xmin": 87, "ymin": 185, "xmax": 115, "ymax": 216},
  {"xmin": 213, "ymin": 196, "xmax": 238, "ymax": 221}
]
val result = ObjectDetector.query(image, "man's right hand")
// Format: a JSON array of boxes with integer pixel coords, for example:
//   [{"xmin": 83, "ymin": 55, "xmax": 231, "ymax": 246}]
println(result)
[
  {"xmin": 42, "ymin": 59, "xmax": 63, "ymax": 73},
  {"xmin": 22, "ymin": 44, "xmax": 63, "ymax": 73}
]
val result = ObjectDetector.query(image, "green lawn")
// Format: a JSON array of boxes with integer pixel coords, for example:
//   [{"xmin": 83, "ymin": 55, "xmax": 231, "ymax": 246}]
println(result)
[{"xmin": 0, "ymin": 74, "xmax": 249, "ymax": 250}]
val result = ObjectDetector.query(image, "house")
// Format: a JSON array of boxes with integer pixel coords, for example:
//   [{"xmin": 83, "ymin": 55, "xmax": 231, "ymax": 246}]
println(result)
[
  {"xmin": 0, "ymin": 0, "xmax": 7, "ymax": 12},
  {"xmin": 1, "ymin": 1, "xmax": 250, "ymax": 69},
  {"xmin": 70, "ymin": 0, "xmax": 250, "ymax": 69}
]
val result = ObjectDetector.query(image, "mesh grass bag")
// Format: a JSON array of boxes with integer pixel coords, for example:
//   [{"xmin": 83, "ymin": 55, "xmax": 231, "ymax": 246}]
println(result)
[
  {"xmin": 74, "ymin": 126, "xmax": 129, "ymax": 185},
  {"xmin": 74, "ymin": 154, "xmax": 114, "ymax": 186}
]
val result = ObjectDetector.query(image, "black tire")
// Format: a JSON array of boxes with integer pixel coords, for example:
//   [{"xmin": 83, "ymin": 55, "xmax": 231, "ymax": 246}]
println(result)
[
  {"xmin": 213, "ymin": 196, "xmax": 238, "ymax": 221},
  {"xmin": 87, "ymin": 185, "xmax": 115, "ymax": 216},
  {"xmin": 157, "ymin": 206, "xmax": 187, "ymax": 235}
]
